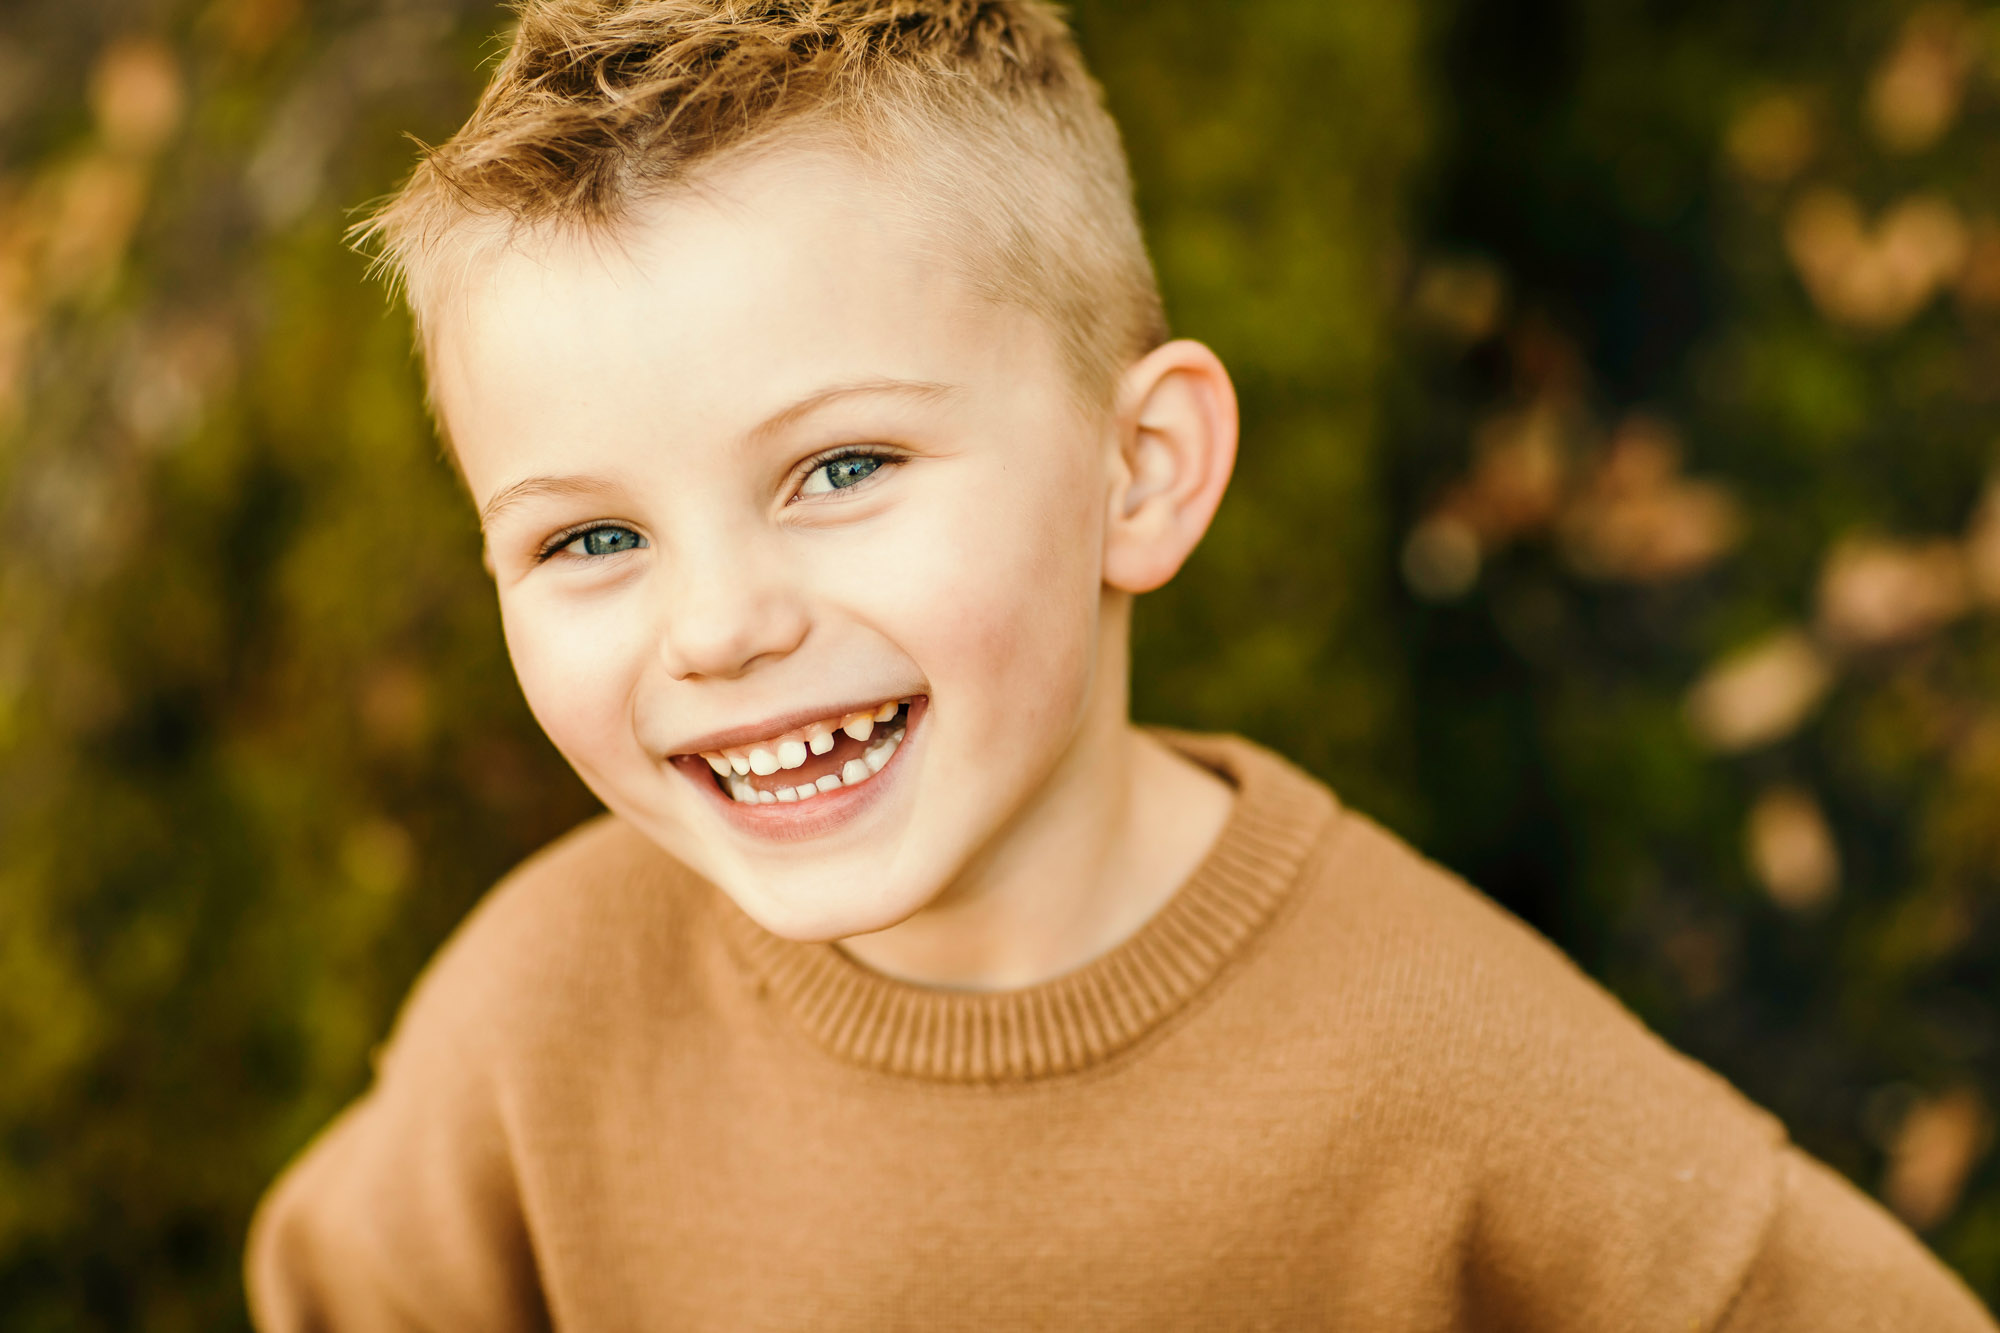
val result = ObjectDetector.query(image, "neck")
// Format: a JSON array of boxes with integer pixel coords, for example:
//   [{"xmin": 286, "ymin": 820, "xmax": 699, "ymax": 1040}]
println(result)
[{"xmin": 833, "ymin": 605, "xmax": 1235, "ymax": 992}]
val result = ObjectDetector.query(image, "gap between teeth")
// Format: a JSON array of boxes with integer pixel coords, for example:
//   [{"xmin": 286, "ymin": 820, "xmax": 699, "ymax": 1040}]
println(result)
[
  {"xmin": 724, "ymin": 727, "xmax": 901, "ymax": 805},
  {"xmin": 702, "ymin": 700, "xmax": 907, "ymax": 804},
  {"xmin": 703, "ymin": 699, "xmax": 900, "ymax": 779}
]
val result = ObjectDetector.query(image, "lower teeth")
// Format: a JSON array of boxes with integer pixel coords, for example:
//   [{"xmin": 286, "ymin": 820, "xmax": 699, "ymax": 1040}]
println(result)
[{"xmin": 726, "ymin": 720, "xmax": 904, "ymax": 805}]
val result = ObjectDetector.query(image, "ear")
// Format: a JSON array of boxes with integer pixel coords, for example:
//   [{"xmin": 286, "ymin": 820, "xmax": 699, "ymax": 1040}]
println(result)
[
  {"xmin": 481, "ymin": 541, "xmax": 497, "ymax": 578},
  {"xmin": 1102, "ymin": 339, "xmax": 1239, "ymax": 594}
]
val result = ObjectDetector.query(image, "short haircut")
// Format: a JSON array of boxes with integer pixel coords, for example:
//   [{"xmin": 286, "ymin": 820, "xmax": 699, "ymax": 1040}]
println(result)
[{"xmin": 355, "ymin": 0, "xmax": 1169, "ymax": 407}]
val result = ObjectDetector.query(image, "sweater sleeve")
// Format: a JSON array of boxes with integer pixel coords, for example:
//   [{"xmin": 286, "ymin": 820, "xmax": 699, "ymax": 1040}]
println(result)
[
  {"xmin": 1451, "ymin": 987, "xmax": 1999, "ymax": 1332},
  {"xmin": 1709, "ymin": 1144, "xmax": 1996, "ymax": 1333},
  {"xmin": 244, "ymin": 815, "xmax": 669, "ymax": 1332},
  {"xmin": 1392, "ymin": 826, "xmax": 2000, "ymax": 1333},
  {"xmin": 243, "ymin": 948, "xmax": 552, "ymax": 1331}
]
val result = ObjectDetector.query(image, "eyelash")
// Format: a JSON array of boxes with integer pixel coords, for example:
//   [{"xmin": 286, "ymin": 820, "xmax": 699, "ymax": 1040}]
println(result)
[
  {"xmin": 535, "ymin": 521, "xmax": 635, "ymax": 563},
  {"xmin": 791, "ymin": 444, "xmax": 903, "ymax": 500},
  {"xmin": 530, "ymin": 446, "xmax": 904, "ymax": 563}
]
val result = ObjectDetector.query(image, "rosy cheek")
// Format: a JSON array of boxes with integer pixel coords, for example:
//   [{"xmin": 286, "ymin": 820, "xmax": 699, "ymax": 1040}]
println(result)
[
  {"xmin": 932, "ymin": 483, "xmax": 1097, "ymax": 729},
  {"xmin": 500, "ymin": 594, "xmax": 641, "ymax": 763}
]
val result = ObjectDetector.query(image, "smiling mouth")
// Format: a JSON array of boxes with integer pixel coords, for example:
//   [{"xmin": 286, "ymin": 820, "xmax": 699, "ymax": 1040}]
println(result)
[{"xmin": 684, "ymin": 698, "xmax": 914, "ymax": 805}]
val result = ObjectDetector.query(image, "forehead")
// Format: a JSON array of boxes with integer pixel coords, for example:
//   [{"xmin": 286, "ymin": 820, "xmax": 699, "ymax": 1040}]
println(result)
[{"xmin": 424, "ymin": 148, "xmax": 1060, "ymax": 492}]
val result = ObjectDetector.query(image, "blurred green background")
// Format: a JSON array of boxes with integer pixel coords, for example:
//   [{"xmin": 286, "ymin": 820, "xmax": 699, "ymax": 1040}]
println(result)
[{"xmin": 2, "ymin": 0, "xmax": 1998, "ymax": 1325}]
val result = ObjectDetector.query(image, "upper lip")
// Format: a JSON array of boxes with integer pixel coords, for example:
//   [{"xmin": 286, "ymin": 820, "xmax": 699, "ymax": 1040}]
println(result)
[{"xmin": 663, "ymin": 695, "xmax": 913, "ymax": 757}]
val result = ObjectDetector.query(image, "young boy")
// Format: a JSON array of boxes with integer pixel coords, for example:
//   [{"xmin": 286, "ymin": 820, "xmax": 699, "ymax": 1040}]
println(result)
[{"xmin": 246, "ymin": 2, "xmax": 1997, "ymax": 1328}]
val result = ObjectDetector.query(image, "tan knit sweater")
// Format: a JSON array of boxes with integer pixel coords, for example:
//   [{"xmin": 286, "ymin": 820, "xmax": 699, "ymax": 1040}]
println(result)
[{"xmin": 246, "ymin": 732, "xmax": 1997, "ymax": 1331}]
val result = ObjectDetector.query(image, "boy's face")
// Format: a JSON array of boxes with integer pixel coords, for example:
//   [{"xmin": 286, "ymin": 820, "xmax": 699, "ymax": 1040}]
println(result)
[{"xmin": 430, "ymin": 149, "xmax": 1129, "ymax": 942}]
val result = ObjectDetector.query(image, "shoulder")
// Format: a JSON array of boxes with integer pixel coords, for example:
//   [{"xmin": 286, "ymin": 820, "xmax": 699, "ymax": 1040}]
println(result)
[
  {"xmin": 1171, "ymin": 729, "xmax": 1797, "ymax": 1327},
  {"xmin": 435, "ymin": 811, "xmax": 707, "ymax": 989},
  {"xmin": 1300, "ymin": 806, "xmax": 1785, "ymax": 1143},
  {"xmin": 243, "ymin": 818, "xmax": 686, "ymax": 1331},
  {"xmin": 473, "ymin": 809, "xmax": 707, "ymax": 947},
  {"xmin": 1280, "ymin": 803, "xmax": 1792, "ymax": 1327},
  {"xmin": 377, "ymin": 813, "xmax": 717, "ymax": 1081}
]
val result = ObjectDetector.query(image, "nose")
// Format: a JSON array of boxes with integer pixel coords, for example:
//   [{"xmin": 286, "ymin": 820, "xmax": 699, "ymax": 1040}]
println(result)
[{"xmin": 653, "ymin": 538, "xmax": 810, "ymax": 681}]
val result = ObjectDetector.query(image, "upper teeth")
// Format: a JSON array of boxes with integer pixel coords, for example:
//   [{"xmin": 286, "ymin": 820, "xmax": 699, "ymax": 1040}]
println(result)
[
  {"xmin": 698, "ymin": 698, "xmax": 910, "ymax": 805},
  {"xmin": 721, "ymin": 728, "xmax": 903, "ymax": 806}
]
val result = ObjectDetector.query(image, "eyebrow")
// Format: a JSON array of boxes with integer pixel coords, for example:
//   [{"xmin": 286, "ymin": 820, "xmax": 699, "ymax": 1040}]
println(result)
[
  {"xmin": 476, "ymin": 377, "xmax": 959, "ymax": 530},
  {"xmin": 742, "ymin": 377, "xmax": 960, "ymax": 447},
  {"xmin": 479, "ymin": 474, "xmax": 619, "ymax": 530}
]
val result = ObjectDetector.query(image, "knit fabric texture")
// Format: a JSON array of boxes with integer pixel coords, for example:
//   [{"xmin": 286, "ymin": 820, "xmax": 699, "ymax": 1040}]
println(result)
[{"xmin": 246, "ymin": 732, "xmax": 1999, "ymax": 1331}]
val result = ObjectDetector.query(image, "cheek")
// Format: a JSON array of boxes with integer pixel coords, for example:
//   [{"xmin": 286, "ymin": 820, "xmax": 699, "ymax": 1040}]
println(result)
[
  {"xmin": 894, "ymin": 451, "xmax": 1105, "ymax": 725},
  {"xmin": 498, "ymin": 587, "xmax": 652, "ymax": 765}
]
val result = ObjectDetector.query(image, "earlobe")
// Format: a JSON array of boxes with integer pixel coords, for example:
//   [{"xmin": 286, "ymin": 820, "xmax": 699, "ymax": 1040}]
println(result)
[{"xmin": 1102, "ymin": 339, "xmax": 1239, "ymax": 594}]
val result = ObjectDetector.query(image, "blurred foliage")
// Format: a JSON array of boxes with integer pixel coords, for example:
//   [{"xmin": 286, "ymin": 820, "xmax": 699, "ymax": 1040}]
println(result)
[
  {"xmin": 0, "ymin": 0, "xmax": 1995, "ymax": 1327},
  {"xmin": 0, "ymin": 1, "xmax": 602, "ymax": 1326},
  {"xmin": 1377, "ymin": 0, "xmax": 2000, "ymax": 1297}
]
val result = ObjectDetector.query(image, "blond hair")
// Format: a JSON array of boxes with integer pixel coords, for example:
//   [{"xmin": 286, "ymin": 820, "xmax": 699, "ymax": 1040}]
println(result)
[{"xmin": 355, "ymin": 0, "xmax": 1168, "ymax": 405}]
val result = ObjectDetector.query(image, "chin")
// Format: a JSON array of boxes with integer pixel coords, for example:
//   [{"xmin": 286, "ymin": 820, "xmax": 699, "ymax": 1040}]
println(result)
[{"xmin": 725, "ymin": 864, "xmax": 941, "ymax": 944}]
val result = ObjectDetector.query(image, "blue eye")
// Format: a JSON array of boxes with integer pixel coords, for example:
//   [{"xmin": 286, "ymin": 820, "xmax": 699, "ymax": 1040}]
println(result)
[
  {"xmin": 554, "ymin": 525, "xmax": 646, "ymax": 559},
  {"xmin": 800, "ymin": 453, "xmax": 886, "ymax": 497},
  {"xmin": 824, "ymin": 456, "xmax": 880, "ymax": 488}
]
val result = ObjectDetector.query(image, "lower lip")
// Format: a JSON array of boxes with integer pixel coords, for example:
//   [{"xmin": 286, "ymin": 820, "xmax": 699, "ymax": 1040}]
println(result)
[{"xmin": 673, "ymin": 696, "xmax": 927, "ymax": 844}]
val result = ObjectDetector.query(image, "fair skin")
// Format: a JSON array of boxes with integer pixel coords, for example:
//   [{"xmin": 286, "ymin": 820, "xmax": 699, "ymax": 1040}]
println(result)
[{"xmin": 428, "ymin": 145, "xmax": 1239, "ymax": 991}]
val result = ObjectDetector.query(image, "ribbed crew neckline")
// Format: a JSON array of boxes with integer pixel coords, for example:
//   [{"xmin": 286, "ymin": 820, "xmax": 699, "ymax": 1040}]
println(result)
[{"xmin": 714, "ymin": 731, "xmax": 1339, "ymax": 1083}]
